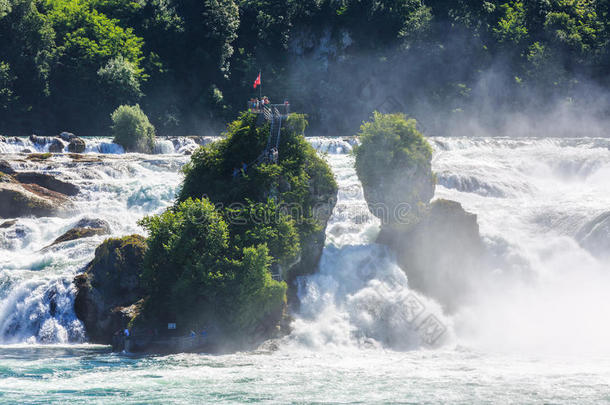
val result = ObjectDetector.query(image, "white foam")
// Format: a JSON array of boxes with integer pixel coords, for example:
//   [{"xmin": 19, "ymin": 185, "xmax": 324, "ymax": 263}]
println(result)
[{"xmin": 290, "ymin": 141, "xmax": 452, "ymax": 350}]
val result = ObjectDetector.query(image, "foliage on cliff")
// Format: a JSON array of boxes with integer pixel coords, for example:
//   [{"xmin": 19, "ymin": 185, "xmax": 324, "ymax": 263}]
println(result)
[
  {"xmin": 354, "ymin": 113, "xmax": 486, "ymax": 311},
  {"xmin": 111, "ymin": 104, "xmax": 155, "ymax": 153},
  {"xmin": 135, "ymin": 112, "xmax": 336, "ymax": 336},
  {"xmin": 139, "ymin": 197, "xmax": 286, "ymax": 336},
  {"xmin": 354, "ymin": 112, "xmax": 435, "ymax": 222},
  {"xmin": 1, "ymin": 0, "xmax": 609, "ymax": 136},
  {"xmin": 179, "ymin": 112, "xmax": 336, "ymax": 267}
]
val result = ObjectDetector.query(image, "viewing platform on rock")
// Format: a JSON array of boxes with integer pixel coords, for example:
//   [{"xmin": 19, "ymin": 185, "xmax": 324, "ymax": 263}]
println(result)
[
  {"xmin": 242, "ymin": 100, "xmax": 292, "ymax": 177},
  {"xmin": 247, "ymin": 102, "xmax": 291, "ymax": 118}
]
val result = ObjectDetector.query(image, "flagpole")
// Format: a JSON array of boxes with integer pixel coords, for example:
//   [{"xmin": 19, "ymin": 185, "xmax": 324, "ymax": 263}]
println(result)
[{"xmin": 259, "ymin": 71, "xmax": 262, "ymax": 99}]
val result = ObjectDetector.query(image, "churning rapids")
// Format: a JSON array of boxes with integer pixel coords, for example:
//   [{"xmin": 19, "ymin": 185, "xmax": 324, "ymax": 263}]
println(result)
[{"xmin": 0, "ymin": 136, "xmax": 609, "ymax": 403}]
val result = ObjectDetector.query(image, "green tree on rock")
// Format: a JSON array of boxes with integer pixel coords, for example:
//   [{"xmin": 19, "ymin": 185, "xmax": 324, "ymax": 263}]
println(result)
[
  {"xmin": 355, "ymin": 112, "xmax": 435, "ymax": 224},
  {"xmin": 111, "ymin": 104, "xmax": 155, "ymax": 153},
  {"xmin": 139, "ymin": 197, "xmax": 287, "ymax": 339}
]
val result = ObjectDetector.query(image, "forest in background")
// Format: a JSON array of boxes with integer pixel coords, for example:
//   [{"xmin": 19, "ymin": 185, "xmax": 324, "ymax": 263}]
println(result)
[{"xmin": 1, "ymin": 0, "xmax": 609, "ymax": 137}]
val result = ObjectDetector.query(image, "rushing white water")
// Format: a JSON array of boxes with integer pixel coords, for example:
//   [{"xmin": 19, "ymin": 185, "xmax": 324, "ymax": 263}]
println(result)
[
  {"xmin": 0, "ymin": 136, "xmax": 125, "ymax": 154},
  {"xmin": 0, "ymin": 136, "xmax": 216, "ymax": 154},
  {"xmin": 1, "ymin": 135, "xmax": 610, "ymax": 403},
  {"xmin": 0, "ymin": 152, "xmax": 189, "ymax": 343},
  {"xmin": 289, "ymin": 138, "xmax": 452, "ymax": 350},
  {"xmin": 431, "ymin": 137, "xmax": 610, "ymax": 355}
]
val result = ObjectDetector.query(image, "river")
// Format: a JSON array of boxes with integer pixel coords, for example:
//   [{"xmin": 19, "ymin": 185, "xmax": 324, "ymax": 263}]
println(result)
[{"xmin": 0, "ymin": 136, "xmax": 608, "ymax": 403}]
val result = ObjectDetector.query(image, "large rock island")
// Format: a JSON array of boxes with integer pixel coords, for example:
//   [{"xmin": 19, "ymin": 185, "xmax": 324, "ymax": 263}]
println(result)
[
  {"xmin": 74, "ymin": 112, "xmax": 338, "ymax": 352},
  {"xmin": 355, "ymin": 112, "xmax": 485, "ymax": 311}
]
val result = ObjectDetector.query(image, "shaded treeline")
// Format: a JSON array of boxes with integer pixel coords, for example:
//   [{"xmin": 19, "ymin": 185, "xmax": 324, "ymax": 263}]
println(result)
[{"xmin": 1, "ymin": 0, "xmax": 609, "ymax": 136}]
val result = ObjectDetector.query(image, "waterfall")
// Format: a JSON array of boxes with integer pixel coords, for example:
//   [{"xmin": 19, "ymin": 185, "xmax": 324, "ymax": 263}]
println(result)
[
  {"xmin": 288, "ymin": 138, "xmax": 452, "ymax": 350},
  {"xmin": 431, "ymin": 136, "xmax": 610, "ymax": 355},
  {"xmin": 1, "ymin": 135, "xmax": 609, "ymax": 353},
  {"xmin": 0, "ymin": 153, "xmax": 189, "ymax": 343},
  {"xmin": 0, "ymin": 136, "xmax": 222, "ymax": 155}
]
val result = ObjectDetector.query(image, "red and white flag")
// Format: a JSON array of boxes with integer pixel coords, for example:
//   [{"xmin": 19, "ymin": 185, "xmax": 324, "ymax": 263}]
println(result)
[{"xmin": 253, "ymin": 72, "xmax": 261, "ymax": 89}]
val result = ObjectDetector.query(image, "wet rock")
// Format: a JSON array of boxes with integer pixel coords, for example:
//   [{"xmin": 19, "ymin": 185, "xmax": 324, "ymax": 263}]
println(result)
[
  {"xmin": 74, "ymin": 235, "xmax": 147, "ymax": 343},
  {"xmin": 59, "ymin": 132, "xmax": 77, "ymax": 142},
  {"xmin": 51, "ymin": 227, "xmax": 107, "ymax": 245},
  {"xmin": 0, "ymin": 219, "xmax": 17, "ymax": 228},
  {"xmin": 21, "ymin": 149, "xmax": 32, "ymax": 154},
  {"xmin": 68, "ymin": 153, "xmax": 102, "ymax": 162},
  {"xmin": 0, "ymin": 176, "xmax": 70, "ymax": 218},
  {"xmin": 67, "ymin": 138, "xmax": 86, "ymax": 153},
  {"xmin": 0, "ymin": 160, "xmax": 15, "ymax": 175},
  {"xmin": 378, "ymin": 199, "xmax": 485, "ymax": 311},
  {"xmin": 75, "ymin": 218, "xmax": 111, "ymax": 232},
  {"xmin": 48, "ymin": 138, "xmax": 66, "ymax": 153},
  {"xmin": 49, "ymin": 218, "xmax": 112, "ymax": 246},
  {"xmin": 29, "ymin": 134, "xmax": 53, "ymax": 145},
  {"xmin": 14, "ymin": 172, "xmax": 79, "ymax": 196}
]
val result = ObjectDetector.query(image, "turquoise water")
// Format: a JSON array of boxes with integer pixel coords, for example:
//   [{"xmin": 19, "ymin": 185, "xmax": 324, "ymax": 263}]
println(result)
[
  {"xmin": 1, "ymin": 137, "xmax": 610, "ymax": 403},
  {"xmin": 1, "ymin": 345, "xmax": 609, "ymax": 404}
]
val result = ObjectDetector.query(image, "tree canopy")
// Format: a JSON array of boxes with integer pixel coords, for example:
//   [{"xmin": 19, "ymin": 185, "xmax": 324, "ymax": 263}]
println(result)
[
  {"xmin": 1, "ymin": 0, "xmax": 609, "ymax": 136},
  {"xmin": 135, "ymin": 112, "xmax": 336, "ymax": 337}
]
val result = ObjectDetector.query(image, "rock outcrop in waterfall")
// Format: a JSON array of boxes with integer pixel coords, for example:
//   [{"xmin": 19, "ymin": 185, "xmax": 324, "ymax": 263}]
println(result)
[
  {"xmin": 74, "ymin": 235, "xmax": 146, "ymax": 344},
  {"xmin": 73, "ymin": 112, "xmax": 338, "ymax": 351},
  {"xmin": 354, "ymin": 113, "xmax": 485, "ymax": 311},
  {"xmin": 0, "ymin": 162, "xmax": 76, "ymax": 218}
]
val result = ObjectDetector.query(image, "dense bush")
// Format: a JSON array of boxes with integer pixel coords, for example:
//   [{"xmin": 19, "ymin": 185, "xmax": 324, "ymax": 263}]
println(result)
[
  {"xmin": 97, "ymin": 56, "xmax": 143, "ymax": 103},
  {"xmin": 111, "ymin": 104, "xmax": 155, "ymax": 153},
  {"xmin": 139, "ymin": 195, "xmax": 287, "ymax": 336},
  {"xmin": 179, "ymin": 112, "xmax": 337, "ymax": 248},
  {"xmin": 1, "ymin": 0, "xmax": 609, "ymax": 136},
  {"xmin": 354, "ymin": 112, "xmax": 435, "ymax": 222},
  {"xmin": 135, "ymin": 111, "xmax": 336, "ymax": 336}
]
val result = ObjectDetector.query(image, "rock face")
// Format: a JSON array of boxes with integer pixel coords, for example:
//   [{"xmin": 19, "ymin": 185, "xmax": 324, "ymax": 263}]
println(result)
[
  {"xmin": 578, "ymin": 212, "xmax": 610, "ymax": 260},
  {"xmin": 0, "ymin": 160, "xmax": 15, "ymax": 175},
  {"xmin": 74, "ymin": 235, "xmax": 147, "ymax": 343},
  {"xmin": 353, "ymin": 114, "xmax": 485, "ymax": 311},
  {"xmin": 14, "ymin": 172, "xmax": 79, "ymax": 196},
  {"xmin": 378, "ymin": 199, "xmax": 485, "ymax": 311},
  {"xmin": 287, "ymin": 184, "xmax": 336, "ymax": 282},
  {"xmin": 48, "ymin": 138, "xmax": 66, "ymax": 153},
  {"xmin": 361, "ymin": 165, "xmax": 435, "ymax": 223},
  {"xmin": 68, "ymin": 138, "xmax": 86, "ymax": 153},
  {"xmin": 0, "ymin": 174, "xmax": 71, "ymax": 218},
  {"xmin": 59, "ymin": 132, "xmax": 77, "ymax": 142}
]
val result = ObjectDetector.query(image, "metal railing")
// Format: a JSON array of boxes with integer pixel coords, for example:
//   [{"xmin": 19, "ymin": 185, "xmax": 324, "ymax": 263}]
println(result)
[{"xmin": 247, "ymin": 102, "xmax": 290, "ymax": 117}]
